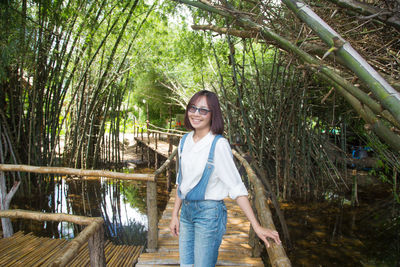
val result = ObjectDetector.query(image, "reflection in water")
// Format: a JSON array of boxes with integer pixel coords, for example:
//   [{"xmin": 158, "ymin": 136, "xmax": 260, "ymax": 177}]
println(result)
[
  {"xmin": 281, "ymin": 185, "xmax": 400, "ymax": 266},
  {"xmin": 53, "ymin": 178, "xmax": 148, "ymax": 245},
  {"xmin": 12, "ymin": 170, "xmax": 168, "ymax": 246}
]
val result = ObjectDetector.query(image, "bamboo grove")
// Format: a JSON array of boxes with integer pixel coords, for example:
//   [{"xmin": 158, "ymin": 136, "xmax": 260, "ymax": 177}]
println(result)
[
  {"xmin": 1, "ymin": 0, "xmax": 399, "ymax": 203},
  {"xmin": 1, "ymin": 1, "xmax": 155, "ymax": 195}
]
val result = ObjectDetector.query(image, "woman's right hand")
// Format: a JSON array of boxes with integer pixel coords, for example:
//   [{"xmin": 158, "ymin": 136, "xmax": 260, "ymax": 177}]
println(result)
[{"xmin": 169, "ymin": 215, "xmax": 180, "ymax": 237}]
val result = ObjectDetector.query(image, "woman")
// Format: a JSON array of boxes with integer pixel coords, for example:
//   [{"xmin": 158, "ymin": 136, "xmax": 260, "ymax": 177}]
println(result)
[{"xmin": 169, "ymin": 90, "xmax": 281, "ymax": 267}]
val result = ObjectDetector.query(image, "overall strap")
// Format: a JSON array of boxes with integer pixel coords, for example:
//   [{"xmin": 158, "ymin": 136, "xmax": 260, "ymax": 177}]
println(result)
[
  {"xmin": 207, "ymin": 134, "xmax": 223, "ymax": 163},
  {"xmin": 180, "ymin": 133, "xmax": 189, "ymax": 155},
  {"xmin": 177, "ymin": 133, "xmax": 189, "ymax": 199}
]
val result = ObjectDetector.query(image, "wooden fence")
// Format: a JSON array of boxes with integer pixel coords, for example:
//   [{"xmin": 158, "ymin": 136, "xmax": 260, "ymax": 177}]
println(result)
[{"xmin": 0, "ymin": 209, "xmax": 105, "ymax": 267}]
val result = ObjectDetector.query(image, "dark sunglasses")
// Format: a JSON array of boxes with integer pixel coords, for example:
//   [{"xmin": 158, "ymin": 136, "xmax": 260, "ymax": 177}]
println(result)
[{"xmin": 188, "ymin": 105, "xmax": 211, "ymax": 116}]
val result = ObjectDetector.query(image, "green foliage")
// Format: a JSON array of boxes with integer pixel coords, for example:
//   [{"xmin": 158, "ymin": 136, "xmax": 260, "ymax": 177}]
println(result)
[
  {"xmin": 0, "ymin": 2, "xmax": 19, "ymax": 83},
  {"xmin": 120, "ymin": 182, "xmax": 146, "ymax": 214},
  {"xmin": 363, "ymin": 134, "xmax": 400, "ymax": 203}
]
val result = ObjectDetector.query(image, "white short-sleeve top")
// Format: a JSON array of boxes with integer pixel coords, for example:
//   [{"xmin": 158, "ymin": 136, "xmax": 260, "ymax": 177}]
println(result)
[{"xmin": 177, "ymin": 131, "xmax": 248, "ymax": 200}]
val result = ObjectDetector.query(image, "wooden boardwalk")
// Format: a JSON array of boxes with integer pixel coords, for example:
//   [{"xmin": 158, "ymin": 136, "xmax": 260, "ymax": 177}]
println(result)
[
  {"xmin": 136, "ymin": 187, "xmax": 264, "ymax": 266},
  {"xmin": 0, "ymin": 231, "xmax": 143, "ymax": 266},
  {"xmin": 134, "ymin": 136, "xmax": 177, "ymax": 158}
]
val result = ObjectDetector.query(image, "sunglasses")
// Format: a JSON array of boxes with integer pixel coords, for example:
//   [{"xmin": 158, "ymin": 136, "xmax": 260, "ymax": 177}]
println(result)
[{"xmin": 188, "ymin": 105, "xmax": 211, "ymax": 115}]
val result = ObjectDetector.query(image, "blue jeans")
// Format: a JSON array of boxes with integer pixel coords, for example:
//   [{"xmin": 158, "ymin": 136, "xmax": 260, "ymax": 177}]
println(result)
[{"xmin": 179, "ymin": 200, "xmax": 227, "ymax": 267}]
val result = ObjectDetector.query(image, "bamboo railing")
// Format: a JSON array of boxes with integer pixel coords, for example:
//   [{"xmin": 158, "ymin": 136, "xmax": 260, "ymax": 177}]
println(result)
[
  {"xmin": 232, "ymin": 150, "xmax": 291, "ymax": 266},
  {"xmin": 0, "ymin": 210, "xmax": 105, "ymax": 267},
  {"xmin": 0, "ymin": 164, "xmax": 155, "ymax": 181},
  {"xmin": 146, "ymin": 148, "xmax": 179, "ymax": 252},
  {"xmin": 134, "ymin": 123, "xmax": 185, "ymax": 169},
  {"xmin": 0, "ymin": 164, "xmax": 155, "ymax": 266}
]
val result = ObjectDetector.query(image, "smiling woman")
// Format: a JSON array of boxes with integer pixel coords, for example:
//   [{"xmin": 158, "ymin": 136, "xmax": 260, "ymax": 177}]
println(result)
[
  {"xmin": 187, "ymin": 98, "xmax": 212, "ymax": 141},
  {"xmin": 184, "ymin": 90, "xmax": 224, "ymax": 141},
  {"xmin": 169, "ymin": 90, "xmax": 281, "ymax": 266}
]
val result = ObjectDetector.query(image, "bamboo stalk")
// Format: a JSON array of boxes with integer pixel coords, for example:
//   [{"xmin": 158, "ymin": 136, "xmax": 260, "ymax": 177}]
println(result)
[
  {"xmin": 146, "ymin": 180, "xmax": 158, "ymax": 252},
  {"xmin": 0, "ymin": 209, "xmax": 102, "ymax": 225},
  {"xmin": 0, "ymin": 164, "xmax": 155, "ymax": 181},
  {"xmin": 148, "ymin": 128, "xmax": 184, "ymax": 137},
  {"xmin": 232, "ymin": 150, "xmax": 291, "ymax": 267},
  {"xmin": 154, "ymin": 148, "xmax": 178, "ymax": 177},
  {"xmin": 282, "ymin": 0, "xmax": 400, "ymax": 123},
  {"xmin": 148, "ymin": 123, "xmax": 187, "ymax": 135},
  {"xmin": 51, "ymin": 220, "xmax": 103, "ymax": 267}
]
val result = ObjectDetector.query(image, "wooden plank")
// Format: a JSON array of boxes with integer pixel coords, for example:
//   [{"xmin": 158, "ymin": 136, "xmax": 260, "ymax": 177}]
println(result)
[{"xmin": 0, "ymin": 233, "xmax": 143, "ymax": 266}]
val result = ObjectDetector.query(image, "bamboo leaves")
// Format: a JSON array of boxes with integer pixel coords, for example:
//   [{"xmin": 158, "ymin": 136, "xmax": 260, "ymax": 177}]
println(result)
[
  {"xmin": 281, "ymin": 0, "xmax": 400, "ymax": 124},
  {"xmin": 172, "ymin": 0, "xmax": 400, "ymax": 153}
]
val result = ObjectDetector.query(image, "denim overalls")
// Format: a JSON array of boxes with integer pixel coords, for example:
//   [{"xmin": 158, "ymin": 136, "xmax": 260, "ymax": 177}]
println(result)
[{"xmin": 177, "ymin": 133, "xmax": 228, "ymax": 267}]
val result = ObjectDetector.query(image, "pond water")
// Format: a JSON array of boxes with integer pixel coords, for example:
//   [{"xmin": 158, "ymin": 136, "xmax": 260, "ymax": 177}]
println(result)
[
  {"xmin": 10, "ymin": 168, "xmax": 169, "ymax": 246},
  {"xmin": 278, "ymin": 184, "xmax": 399, "ymax": 266}
]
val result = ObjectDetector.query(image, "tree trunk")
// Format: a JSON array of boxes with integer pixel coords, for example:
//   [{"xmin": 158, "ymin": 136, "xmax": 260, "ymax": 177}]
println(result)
[{"xmin": 0, "ymin": 171, "xmax": 20, "ymax": 237}]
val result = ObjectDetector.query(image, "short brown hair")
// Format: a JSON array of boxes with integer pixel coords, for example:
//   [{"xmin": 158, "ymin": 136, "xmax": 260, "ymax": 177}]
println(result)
[{"xmin": 184, "ymin": 90, "xmax": 224, "ymax": 135}]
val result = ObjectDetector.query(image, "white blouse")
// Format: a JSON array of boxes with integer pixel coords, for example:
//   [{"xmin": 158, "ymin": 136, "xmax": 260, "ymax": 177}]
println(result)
[{"xmin": 177, "ymin": 131, "xmax": 248, "ymax": 200}]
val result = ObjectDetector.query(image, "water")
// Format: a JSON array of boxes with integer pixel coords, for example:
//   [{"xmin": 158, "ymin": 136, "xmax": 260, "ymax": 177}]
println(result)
[
  {"xmin": 280, "ymin": 185, "xmax": 400, "ymax": 266},
  {"xmin": 10, "ymin": 168, "xmax": 169, "ymax": 246}
]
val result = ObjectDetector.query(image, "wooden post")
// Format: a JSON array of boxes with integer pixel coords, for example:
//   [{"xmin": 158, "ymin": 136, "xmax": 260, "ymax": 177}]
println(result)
[
  {"xmin": 147, "ymin": 121, "xmax": 150, "ymax": 144},
  {"xmin": 168, "ymin": 135, "xmax": 172, "ymax": 154},
  {"xmin": 167, "ymin": 167, "xmax": 172, "ymax": 192},
  {"xmin": 147, "ymin": 179, "xmax": 158, "ymax": 252},
  {"xmin": 166, "ymin": 139, "xmax": 171, "ymax": 192},
  {"xmin": 351, "ymin": 169, "xmax": 359, "ymax": 207},
  {"xmin": 88, "ymin": 223, "xmax": 106, "ymax": 267},
  {"xmin": 0, "ymin": 170, "xmax": 21, "ymax": 237},
  {"xmin": 141, "ymin": 143, "xmax": 144, "ymax": 162},
  {"xmin": 155, "ymin": 133, "xmax": 158, "ymax": 150},
  {"xmin": 147, "ymin": 147, "xmax": 151, "ymax": 168},
  {"xmin": 133, "ymin": 118, "xmax": 136, "ymax": 137},
  {"xmin": 155, "ymin": 152, "xmax": 158, "ymax": 170},
  {"xmin": 147, "ymin": 125, "xmax": 151, "ymax": 168}
]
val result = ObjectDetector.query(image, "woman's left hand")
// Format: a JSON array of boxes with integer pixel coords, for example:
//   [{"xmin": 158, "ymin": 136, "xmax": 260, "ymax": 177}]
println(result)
[{"xmin": 254, "ymin": 225, "xmax": 281, "ymax": 248}]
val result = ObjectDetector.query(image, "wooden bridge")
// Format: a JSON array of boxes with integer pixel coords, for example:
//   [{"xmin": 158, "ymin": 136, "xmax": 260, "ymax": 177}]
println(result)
[
  {"xmin": 0, "ymin": 231, "xmax": 143, "ymax": 266},
  {"xmin": 0, "ymin": 124, "xmax": 291, "ymax": 266}
]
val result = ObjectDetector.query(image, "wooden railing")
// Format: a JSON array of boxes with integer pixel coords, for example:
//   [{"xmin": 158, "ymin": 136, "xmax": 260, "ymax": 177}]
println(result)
[
  {"xmin": 0, "ymin": 164, "xmax": 155, "ymax": 266},
  {"xmin": 146, "ymin": 148, "xmax": 178, "ymax": 252},
  {"xmin": 233, "ymin": 151, "xmax": 291, "ymax": 266},
  {"xmin": 0, "ymin": 164, "xmax": 155, "ymax": 181},
  {"xmin": 138, "ymin": 124, "xmax": 186, "ymax": 147},
  {"xmin": 134, "ymin": 123, "xmax": 185, "ymax": 170},
  {"xmin": 0, "ymin": 210, "xmax": 105, "ymax": 267}
]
